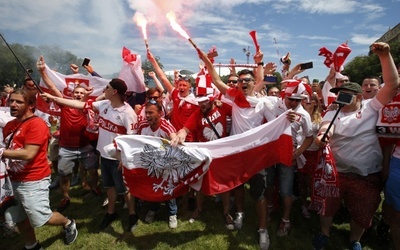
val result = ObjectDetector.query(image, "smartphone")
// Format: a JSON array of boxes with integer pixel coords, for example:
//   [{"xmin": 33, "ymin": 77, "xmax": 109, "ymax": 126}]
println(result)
[
  {"xmin": 82, "ymin": 58, "xmax": 90, "ymax": 67},
  {"xmin": 335, "ymin": 91, "xmax": 354, "ymax": 105},
  {"xmin": 263, "ymin": 75, "xmax": 277, "ymax": 82},
  {"xmin": 300, "ymin": 62, "xmax": 313, "ymax": 70}
]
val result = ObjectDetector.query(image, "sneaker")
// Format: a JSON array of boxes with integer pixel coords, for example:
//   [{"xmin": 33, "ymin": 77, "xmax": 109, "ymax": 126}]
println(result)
[
  {"xmin": 312, "ymin": 232, "xmax": 329, "ymax": 250},
  {"xmin": 99, "ymin": 213, "xmax": 117, "ymax": 230},
  {"xmin": 169, "ymin": 215, "xmax": 178, "ymax": 229},
  {"xmin": 128, "ymin": 214, "xmax": 139, "ymax": 233},
  {"xmin": 233, "ymin": 212, "xmax": 244, "ymax": 230},
  {"xmin": 0, "ymin": 221, "xmax": 19, "ymax": 237},
  {"xmin": 102, "ymin": 198, "xmax": 109, "ymax": 207},
  {"xmin": 187, "ymin": 197, "xmax": 196, "ymax": 211},
  {"xmin": 49, "ymin": 177, "xmax": 60, "ymax": 190},
  {"xmin": 224, "ymin": 213, "xmax": 235, "ymax": 230},
  {"xmin": 301, "ymin": 205, "xmax": 311, "ymax": 219},
  {"xmin": 64, "ymin": 219, "xmax": 78, "ymax": 245},
  {"xmin": 350, "ymin": 241, "xmax": 362, "ymax": 250},
  {"xmin": 57, "ymin": 197, "xmax": 70, "ymax": 212},
  {"xmin": 23, "ymin": 242, "xmax": 44, "ymax": 250},
  {"xmin": 145, "ymin": 210, "xmax": 156, "ymax": 224},
  {"xmin": 277, "ymin": 220, "xmax": 290, "ymax": 237},
  {"xmin": 189, "ymin": 209, "xmax": 201, "ymax": 224},
  {"xmin": 258, "ymin": 229, "xmax": 270, "ymax": 250},
  {"xmin": 70, "ymin": 174, "xmax": 79, "ymax": 187}
]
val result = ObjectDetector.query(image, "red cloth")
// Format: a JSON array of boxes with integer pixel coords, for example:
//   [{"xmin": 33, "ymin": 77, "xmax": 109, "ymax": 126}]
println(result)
[
  {"xmin": 309, "ymin": 145, "xmax": 340, "ymax": 214},
  {"xmin": 3, "ymin": 117, "xmax": 51, "ymax": 182},
  {"xmin": 58, "ymin": 105, "xmax": 89, "ymax": 147}
]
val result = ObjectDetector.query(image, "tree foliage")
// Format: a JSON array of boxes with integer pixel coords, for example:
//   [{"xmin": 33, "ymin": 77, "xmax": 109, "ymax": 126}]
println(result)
[
  {"xmin": 344, "ymin": 41, "xmax": 400, "ymax": 84},
  {"xmin": 0, "ymin": 41, "xmax": 83, "ymax": 88}
]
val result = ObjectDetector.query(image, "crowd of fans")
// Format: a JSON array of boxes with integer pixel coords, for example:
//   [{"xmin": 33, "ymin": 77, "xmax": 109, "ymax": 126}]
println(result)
[{"xmin": 0, "ymin": 41, "xmax": 399, "ymax": 250}]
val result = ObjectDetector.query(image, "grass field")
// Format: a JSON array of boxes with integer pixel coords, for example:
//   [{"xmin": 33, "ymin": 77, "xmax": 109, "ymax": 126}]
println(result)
[{"xmin": 0, "ymin": 177, "xmax": 390, "ymax": 250}]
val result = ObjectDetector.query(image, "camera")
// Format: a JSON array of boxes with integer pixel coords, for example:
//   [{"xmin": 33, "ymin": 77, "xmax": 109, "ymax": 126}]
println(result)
[
  {"xmin": 82, "ymin": 58, "xmax": 90, "ymax": 67},
  {"xmin": 335, "ymin": 91, "xmax": 354, "ymax": 105},
  {"xmin": 300, "ymin": 62, "xmax": 313, "ymax": 70}
]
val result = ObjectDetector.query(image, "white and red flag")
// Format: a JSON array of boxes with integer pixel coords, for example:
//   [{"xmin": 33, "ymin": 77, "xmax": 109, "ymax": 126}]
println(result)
[{"xmin": 108, "ymin": 110, "xmax": 293, "ymax": 202}]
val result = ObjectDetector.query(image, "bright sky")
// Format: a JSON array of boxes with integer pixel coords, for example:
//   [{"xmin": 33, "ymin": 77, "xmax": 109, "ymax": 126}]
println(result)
[{"xmin": 1, "ymin": 0, "xmax": 398, "ymax": 82}]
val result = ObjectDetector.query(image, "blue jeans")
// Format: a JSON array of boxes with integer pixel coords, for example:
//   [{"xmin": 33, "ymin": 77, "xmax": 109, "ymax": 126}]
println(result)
[
  {"xmin": 148, "ymin": 199, "xmax": 177, "ymax": 216},
  {"xmin": 266, "ymin": 163, "xmax": 295, "ymax": 197},
  {"xmin": 100, "ymin": 157, "xmax": 127, "ymax": 195}
]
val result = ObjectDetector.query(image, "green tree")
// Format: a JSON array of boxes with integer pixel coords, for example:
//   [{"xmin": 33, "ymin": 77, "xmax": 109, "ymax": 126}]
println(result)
[{"xmin": 344, "ymin": 41, "xmax": 400, "ymax": 83}]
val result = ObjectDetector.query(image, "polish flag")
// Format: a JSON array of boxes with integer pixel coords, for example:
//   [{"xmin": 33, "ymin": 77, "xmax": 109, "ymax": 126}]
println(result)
[{"xmin": 108, "ymin": 110, "xmax": 293, "ymax": 202}]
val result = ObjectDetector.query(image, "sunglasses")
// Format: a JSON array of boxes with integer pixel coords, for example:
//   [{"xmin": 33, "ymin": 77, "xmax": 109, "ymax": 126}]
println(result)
[
  {"xmin": 227, "ymin": 80, "xmax": 238, "ymax": 84},
  {"xmin": 148, "ymin": 96, "xmax": 160, "ymax": 100},
  {"xmin": 178, "ymin": 76, "xmax": 190, "ymax": 81},
  {"xmin": 288, "ymin": 98, "xmax": 302, "ymax": 102},
  {"xmin": 238, "ymin": 78, "xmax": 254, "ymax": 83}
]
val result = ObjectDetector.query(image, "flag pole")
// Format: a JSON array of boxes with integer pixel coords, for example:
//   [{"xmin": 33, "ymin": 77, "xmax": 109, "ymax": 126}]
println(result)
[
  {"xmin": 321, "ymin": 104, "xmax": 344, "ymax": 142},
  {"xmin": 0, "ymin": 34, "xmax": 43, "ymax": 93}
]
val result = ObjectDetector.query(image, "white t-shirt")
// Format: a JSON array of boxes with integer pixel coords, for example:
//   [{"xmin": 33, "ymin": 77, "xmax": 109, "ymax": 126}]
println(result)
[
  {"xmin": 136, "ymin": 118, "xmax": 176, "ymax": 138},
  {"xmin": 322, "ymin": 97, "xmax": 384, "ymax": 176},
  {"xmin": 91, "ymin": 100, "xmax": 137, "ymax": 159},
  {"xmin": 225, "ymin": 88, "xmax": 276, "ymax": 135},
  {"xmin": 0, "ymin": 107, "xmax": 14, "ymax": 145}
]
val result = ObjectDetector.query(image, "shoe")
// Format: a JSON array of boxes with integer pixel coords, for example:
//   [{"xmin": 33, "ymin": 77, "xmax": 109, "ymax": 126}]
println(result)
[
  {"xmin": 128, "ymin": 214, "xmax": 139, "ymax": 233},
  {"xmin": 102, "ymin": 198, "xmax": 109, "ymax": 207},
  {"xmin": 233, "ymin": 212, "xmax": 244, "ymax": 230},
  {"xmin": 64, "ymin": 219, "xmax": 78, "ymax": 245},
  {"xmin": 350, "ymin": 241, "xmax": 362, "ymax": 250},
  {"xmin": 258, "ymin": 229, "xmax": 270, "ymax": 250},
  {"xmin": 70, "ymin": 174, "xmax": 79, "ymax": 187},
  {"xmin": 312, "ymin": 232, "xmax": 329, "ymax": 250},
  {"xmin": 57, "ymin": 197, "xmax": 70, "ymax": 212},
  {"xmin": 23, "ymin": 242, "xmax": 44, "ymax": 250},
  {"xmin": 187, "ymin": 197, "xmax": 196, "ymax": 211},
  {"xmin": 0, "ymin": 221, "xmax": 19, "ymax": 237},
  {"xmin": 224, "ymin": 213, "xmax": 235, "ymax": 230},
  {"xmin": 189, "ymin": 209, "xmax": 201, "ymax": 223},
  {"xmin": 301, "ymin": 205, "xmax": 311, "ymax": 219},
  {"xmin": 169, "ymin": 215, "xmax": 178, "ymax": 229},
  {"xmin": 49, "ymin": 177, "xmax": 60, "ymax": 190},
  {"xmin": 277, "ymin": 219, "xmax": 290, "ymax": 237},
  {"xmin": 145, "ymin": 210, "xmax": 156, "ymax": 224},
  {"xmin": 99, "ymin": 213, "xmax": 117, "ymax": 230}
]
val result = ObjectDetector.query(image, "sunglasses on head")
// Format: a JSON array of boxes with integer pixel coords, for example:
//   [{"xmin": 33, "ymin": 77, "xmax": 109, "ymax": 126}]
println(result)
[
  {"xmin": 148, "ymin": 95, "xmax": 160, "ymax": 100},
  {"xmin": 238, "ymin": 78, "xmax": 254, "ymax": 83},
  {"xmin": 227, "ymin": 79, "xmax": 238, "ymax": 84},
  {"xmin": 178, "ymin": 76, "xmax": 190, "ymax": 81}
]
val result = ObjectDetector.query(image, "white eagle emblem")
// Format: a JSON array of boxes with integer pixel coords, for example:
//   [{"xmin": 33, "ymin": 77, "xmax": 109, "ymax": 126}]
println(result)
[{"xmin": 139, "ymin": 141, "xmax": 199, "ymax": 196}]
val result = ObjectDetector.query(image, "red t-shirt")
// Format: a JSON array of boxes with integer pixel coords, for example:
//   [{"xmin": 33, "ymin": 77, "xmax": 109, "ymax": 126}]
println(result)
[
  {"xmin": 184, "ymin": 104, "xmax": 232, "ymax": 142},
  {"xmin": 169, "ymin": 89, "xmax": 199, "ymax": 142},
  {"xmin": 59, "ymin": 105, "xmax": 89, "ymax": 147},
  {"xmin": 3, "ymin": 117, "xmax": 51, "ymax": 182}
]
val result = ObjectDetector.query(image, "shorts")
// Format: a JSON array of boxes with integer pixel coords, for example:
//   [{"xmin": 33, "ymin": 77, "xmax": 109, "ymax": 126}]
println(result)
[
  {"xmin": 266, "ymin": 163, "xmax": 295, "ymax": 197},
  {"xmin": 298, "ymin": 150, "xmax": 319, "ymax": 174},
  {"xmin": 8, "ymin": 176, "xmax": 53, "ymax": 228},
  {"xmin": 58, "ymin": 144, "xmax": 98, "ymax": 176},
  {"xmin": 249, "ymin": 168, "xmax": 268, "ymax": 200},
  {"xmin": 48, "ymin": 136, "xmax": 59, "ymax": 162},
  {"xmin": 324, "ymin": 172, "xmax": 382, "ymax": 229},
  {"xmin": 385, "ymin": 156, "xmax": 400, "ymax": 211},
  {"xmin": 100, "ymin": 157, "xmax": 127, "ymax": 195}
]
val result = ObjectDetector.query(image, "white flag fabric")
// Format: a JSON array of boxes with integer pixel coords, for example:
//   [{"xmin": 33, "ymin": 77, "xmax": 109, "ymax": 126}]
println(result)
[{"xmin": 108, "ymin": 110, "xmax": 293, "ymax": 202}]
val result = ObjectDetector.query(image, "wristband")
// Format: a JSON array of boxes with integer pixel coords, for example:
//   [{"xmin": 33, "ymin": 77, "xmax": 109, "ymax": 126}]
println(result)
[{"xmin": 257, "ymin": 62, "xmax": 264, "ymax": 66}]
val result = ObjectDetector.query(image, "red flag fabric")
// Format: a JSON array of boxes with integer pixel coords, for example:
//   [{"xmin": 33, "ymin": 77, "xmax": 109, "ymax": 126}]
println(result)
[
  {"xmin": 309, "ymin": 144, "xmax": 340, "ymax": 214},
  {"xmin": 108, "ymin": 111, "xmax": 293, "ymax": 201},
  {"xmin": 332, "ymin": 43, "xmax": 352, "ymax": 72}
]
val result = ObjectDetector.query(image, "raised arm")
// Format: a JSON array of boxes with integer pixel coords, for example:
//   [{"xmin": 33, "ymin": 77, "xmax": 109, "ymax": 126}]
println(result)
[
  {"xmin": 40, "ymin": 92, "xmax": 85, "ymax": 110},
  {"xmin": 373, "ymin": 42, "xmax": 399, "ymax": 105},
  {"xmin": 148, "ymin": 71, "xmax": 165, "ymax": 92},
  {"xmin": 147, "ymin": 51, "xmax": 174, "ymax": 94},
  {"xmin": 36, "ymin": 56, "xmax": 63, "ymax": 98},
  {"xmin": 198, "ymin": 50, "xmax": 228, "ymax": 95}
]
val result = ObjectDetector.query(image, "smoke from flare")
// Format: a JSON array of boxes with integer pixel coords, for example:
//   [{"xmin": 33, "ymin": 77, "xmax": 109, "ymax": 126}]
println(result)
[
  {"xmin": 133, "ymin": 12, "xmax": 148, "ymax": 40},
  {"xmin": 166, "ymin": 11, "xmax": 190, "ymax": 39}
]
